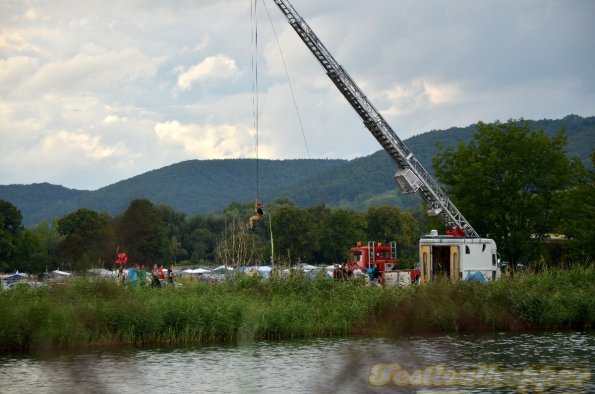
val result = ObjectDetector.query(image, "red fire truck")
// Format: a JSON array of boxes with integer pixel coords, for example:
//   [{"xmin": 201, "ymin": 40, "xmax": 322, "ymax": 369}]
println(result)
[{"xmin": 347, "ymin": 241, "xmax": 420, "ymax": 287}]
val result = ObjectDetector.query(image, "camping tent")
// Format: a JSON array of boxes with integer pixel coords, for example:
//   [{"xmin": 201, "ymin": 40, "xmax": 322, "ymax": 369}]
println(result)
[
  {"xmin": 211, "ymin": 266, "xmax": 234, "ymax": 274},
  {"xmin": 464, "ymin": 271, "xmax": 486, "ymax": 283}
]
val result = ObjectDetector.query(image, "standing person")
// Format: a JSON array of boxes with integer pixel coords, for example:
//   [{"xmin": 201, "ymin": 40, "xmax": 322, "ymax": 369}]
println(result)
[
  {"xmin": 138, "ymin": 264, "xmax": 147, "ymax": 286},
  {"xmin": 167, "ymin": 264, "xmax": 175, "ymax": 286},
  {"xmin": 117, "ymin": 266, "xmax": 127, "ymax": 285},
  {"xmin": 128, "ymin": 264, "xmax": 138, "ymax": 287},
  {"xmin": 157, "ymin": 264, "xmax": 166, "ymax": 288},
  {"xmin": 151, "ymin": 264, "xmax": 160, "ymax": 287}
]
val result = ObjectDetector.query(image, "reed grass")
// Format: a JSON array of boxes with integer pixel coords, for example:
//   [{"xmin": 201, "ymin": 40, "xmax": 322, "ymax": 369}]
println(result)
[
  {"xmin": 0, "ymin": 266, "xmax": 592, "ymax": 352},
  {"xmin": 367, "ymin": 264, "xmax": 594, "ymax": 336}
]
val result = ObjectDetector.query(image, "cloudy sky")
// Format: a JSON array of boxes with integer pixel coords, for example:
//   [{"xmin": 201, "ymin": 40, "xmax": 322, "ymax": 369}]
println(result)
[{"xmin": 1, "ymin": 0, "xmax": 594, "ymax": 190}]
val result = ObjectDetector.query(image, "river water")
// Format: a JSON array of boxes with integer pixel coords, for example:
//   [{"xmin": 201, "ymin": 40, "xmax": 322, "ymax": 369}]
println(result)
[{"xmin": 0, "ymin": 332, "xmax": 592, "ymax": 393}]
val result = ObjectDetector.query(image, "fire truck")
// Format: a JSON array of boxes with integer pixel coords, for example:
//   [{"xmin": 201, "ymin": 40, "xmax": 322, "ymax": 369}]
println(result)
[
  {"xmin": 347, "ymin": 241, "xmax": 420, "ymax": 286},
  {"xmin": 273, "ymin": 0, "xmax": 501, "ymax": 284}
]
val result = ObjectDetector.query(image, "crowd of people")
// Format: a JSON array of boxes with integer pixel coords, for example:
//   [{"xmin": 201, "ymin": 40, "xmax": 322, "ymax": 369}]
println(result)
[
  {"xmin": 332, "ymin": 262, "xmax": 381, "ymax": 285},
  {"xmin": 117, "ymin": 263, "xmax": 176, "ymax": 287}
]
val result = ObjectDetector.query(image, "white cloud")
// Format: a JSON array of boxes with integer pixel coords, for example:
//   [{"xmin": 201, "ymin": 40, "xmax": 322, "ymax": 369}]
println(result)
[
  {"xmin": 103, "ymin": 114, "xmax": 127, "ymax": 125},
  {"xmin": 19, "ymin": 48, "xmax": 164, "ymax": 95},
  {"xmin": 154, "ymin": 120, "xmax": 253, "ymax": 159},
  {"xmin": 0, "ymin": 29, "xmax": 41, "ymax": 54},
  {"xmin": 42, "ymin": 130, "xmax": 122, "ymax": 161},
  {"xmin": 383, "ymin": 80, "xmax": 464, "ymax": 117},
  {"xmin": 0, "ymin": 56, "xmax": 39, "ymax": 93},
  {"xmin": 0, "ymin": 0, "xmax": 592, "ymax": 190},
  {"xmin": 176, "ymin": 54, "xmax": 240, "ymax": 91}
]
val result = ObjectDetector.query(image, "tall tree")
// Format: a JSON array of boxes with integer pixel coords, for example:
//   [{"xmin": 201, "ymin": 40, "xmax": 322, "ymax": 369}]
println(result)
[
  {"xmin": 433, "ymin": 119, "xmax": 577, "ymax": 265},
  {"xmin": 555, "ymin": 151, "xmax": 594, "ymax": 262},
  {"xmin": 13, "ymin": 229, "xmax": 53, "ymax": 274},
  {"xmin": 271, "ymin": 204, "xmax": 315, "ymax": 264},
  {"xmin": 115, "ymin": 199, "xmax": 169, "ymax": 265},
  {"xmin": 57, "ymin": 208, "xmax": 114, "ymax": 270},
  {"xmin": 316, "ymin": 208, "xmax": 366, "ymax": 264},
  {"xmin": 0, "ymin": 200, "xmax": 24, "ymax": 272}
]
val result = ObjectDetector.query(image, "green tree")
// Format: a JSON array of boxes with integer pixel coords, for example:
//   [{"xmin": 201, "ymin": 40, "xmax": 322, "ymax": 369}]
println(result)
[
  {"xmin": 57, "ymin": 208, "xmax": 115, "ymax": 271},
  {"xmin": 317, "ymin": 208, "xmax": 366, "ymax": 264},
  {"xmin": 12, "ymin": 229, "xmax": 54, "ymax": 275},
  {"xmin": 271, "ymin": 204, "xmax": 315, "ymax": 264},
  {"xmin": 115, "ymin": 199, "xmax": 169, "ymax": 265},
  {"xmin": 366, "ymin": 206, "xmax": 420, "ymax": 265},
  {"xmin": 0, "ymin": 200, "xmax": 24, "ymax": 272},
  {"xmin": 555, "ymin": 151, "xmax": 595, "ymax": 262},
  {"xmin": 433, "ymin": 119, "xmax": 577, "ymax": 265}
]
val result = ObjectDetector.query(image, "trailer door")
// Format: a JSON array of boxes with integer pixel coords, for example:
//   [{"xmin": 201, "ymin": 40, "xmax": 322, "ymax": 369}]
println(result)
[
  {"xmin": 450, "ymin": 246, "xmax": 460, "ymax": 281},
  {"xmin": 420, "ymin": 245, "xmax": 431, "ymax": 283}
]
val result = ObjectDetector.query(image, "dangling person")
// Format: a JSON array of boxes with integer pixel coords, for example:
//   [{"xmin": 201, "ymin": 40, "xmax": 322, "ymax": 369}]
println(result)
[{"xmin": 247, "ymin": 199, "xmax": 265, "ymax": 229}]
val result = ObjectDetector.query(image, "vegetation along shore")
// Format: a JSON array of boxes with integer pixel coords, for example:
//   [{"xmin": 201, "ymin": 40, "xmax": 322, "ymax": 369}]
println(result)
[{"xmin": 1, "ymin": 265, "xmax": 592, "ymax": 353}]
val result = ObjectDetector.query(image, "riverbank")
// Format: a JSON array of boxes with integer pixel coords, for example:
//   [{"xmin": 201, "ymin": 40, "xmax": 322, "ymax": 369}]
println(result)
[{"xmin": 0, "ymin": 266, "xmax": 592, "ymax": 352}]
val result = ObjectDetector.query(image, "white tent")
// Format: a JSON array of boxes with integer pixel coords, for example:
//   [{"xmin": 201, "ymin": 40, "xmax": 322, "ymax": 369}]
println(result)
[
  {"xmin": 183, "ymin": 268, "xmax": 211, "ymax": 274},
  {"xmin": 52, "ymin": 270, "xmax": 72, "ymax": 276},
  {"xmin": 88, "ymin": 268, "xmax": 117, "ymax": 277}
]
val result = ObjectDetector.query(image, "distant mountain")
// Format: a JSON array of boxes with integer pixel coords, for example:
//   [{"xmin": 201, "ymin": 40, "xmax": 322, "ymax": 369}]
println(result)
[{"xmin": 1, "ymin": 115, "xmax": 593, "ymax": 227}]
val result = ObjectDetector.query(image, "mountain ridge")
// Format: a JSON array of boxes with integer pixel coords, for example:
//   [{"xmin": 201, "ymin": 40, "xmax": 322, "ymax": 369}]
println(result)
[{"xmin": 2, "ymin": 115, "xmax": 593, "ymax": 226}]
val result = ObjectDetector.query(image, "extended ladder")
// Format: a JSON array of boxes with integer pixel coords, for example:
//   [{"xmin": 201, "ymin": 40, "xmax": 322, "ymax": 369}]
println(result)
[{"xmin": 273, "ymin": 0, "xmax": 479, "ymax": 238}]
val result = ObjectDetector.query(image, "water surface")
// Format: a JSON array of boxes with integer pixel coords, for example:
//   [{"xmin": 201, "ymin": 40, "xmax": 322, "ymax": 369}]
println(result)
[{"xmin": 0, "ymin": 332, "xmax": 592, "ymax": 393}]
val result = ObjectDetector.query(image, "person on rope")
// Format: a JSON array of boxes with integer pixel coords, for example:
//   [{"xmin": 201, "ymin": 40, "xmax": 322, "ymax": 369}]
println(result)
[{"xmin": 248, "ymin": 199, "xmax": 265, "ymax": 230}]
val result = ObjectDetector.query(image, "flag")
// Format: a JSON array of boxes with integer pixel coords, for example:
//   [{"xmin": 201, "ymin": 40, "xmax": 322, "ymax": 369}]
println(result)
[{"xmin": 115, "ymin": 252, "xmax": 128, "ymax": 265}]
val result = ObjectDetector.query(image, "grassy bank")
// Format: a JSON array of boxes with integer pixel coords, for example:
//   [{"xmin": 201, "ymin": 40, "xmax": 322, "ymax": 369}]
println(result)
[
  {"xmin": 0, "ymin": 266, "xmax": 592, "ymax": 352},
  {"xmin": 367, "ymin": 265, "xmax": 594, "ymax": 335}
]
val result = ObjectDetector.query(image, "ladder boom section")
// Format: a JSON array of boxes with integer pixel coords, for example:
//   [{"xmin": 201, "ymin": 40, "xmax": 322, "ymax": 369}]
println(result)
[{"xmin": 273, "ymin": 0, "xmax": 479, "ymax": 238}]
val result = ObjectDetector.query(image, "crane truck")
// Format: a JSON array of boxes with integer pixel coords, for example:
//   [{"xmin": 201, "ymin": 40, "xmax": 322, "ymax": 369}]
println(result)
[{"xmin": 272, "ymin": 0, "xmax": 500, "ymax": 284}]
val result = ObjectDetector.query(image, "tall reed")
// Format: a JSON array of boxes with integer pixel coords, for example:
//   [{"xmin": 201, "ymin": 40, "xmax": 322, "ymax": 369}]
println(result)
[{"xmin": 0, "ymin": 266, "xmax": 591, "ymax": 352}]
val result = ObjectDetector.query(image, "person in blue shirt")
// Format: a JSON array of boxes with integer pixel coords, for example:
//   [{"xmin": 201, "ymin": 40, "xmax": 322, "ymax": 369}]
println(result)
[{"xmin": 128, "ymin": 264, "xmax": 138, "ymax": 286}]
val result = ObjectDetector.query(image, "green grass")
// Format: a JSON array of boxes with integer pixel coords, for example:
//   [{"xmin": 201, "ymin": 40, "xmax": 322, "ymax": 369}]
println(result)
[
  {"xmin": 367, "ymin": 265, "xmax": 594, "ymax": 335},
  {"xmin": 0, "ymin": 266, "xmax": 592, "ymax": 352}
]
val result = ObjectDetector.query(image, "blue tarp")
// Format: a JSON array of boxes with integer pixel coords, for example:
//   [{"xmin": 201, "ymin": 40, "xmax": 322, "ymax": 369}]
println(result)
[
  {"xmin": 239, "ymin": 266, "xmax": 272, "ymax": 279},
  {"xmin": 464, "ymin": 271, "xmax": 486, "ymax": 283},
  {"xmin": 2, "ymin": 273, "xmax": 28, "ymax": 285}
]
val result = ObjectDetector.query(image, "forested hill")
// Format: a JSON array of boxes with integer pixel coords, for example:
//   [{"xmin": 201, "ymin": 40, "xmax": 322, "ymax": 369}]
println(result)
[{"xmin": 1, "ymin": 114, "xmax": 593, "ymax": 226}]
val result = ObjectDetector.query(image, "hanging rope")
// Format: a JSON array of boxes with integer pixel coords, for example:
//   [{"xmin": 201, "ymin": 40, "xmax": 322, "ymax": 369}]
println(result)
[
  {"xmin": 263, "ymin": 0, "xmax": 311, "ymax": 158},
  {"xmin": 251, "ymin": 0, "xmax": 260, "ymax": 199}
]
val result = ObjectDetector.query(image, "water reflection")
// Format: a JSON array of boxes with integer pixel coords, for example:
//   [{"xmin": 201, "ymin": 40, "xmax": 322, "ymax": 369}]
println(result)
[{"xmin": 0, "ymin": 332, "xmax": 592, "ymax": 393}]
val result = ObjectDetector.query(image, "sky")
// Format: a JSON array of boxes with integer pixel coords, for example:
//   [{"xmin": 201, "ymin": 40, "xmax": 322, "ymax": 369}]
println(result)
[{"xmin": 1, "ymin": 0, "xmax": 594, "ymax": 190}]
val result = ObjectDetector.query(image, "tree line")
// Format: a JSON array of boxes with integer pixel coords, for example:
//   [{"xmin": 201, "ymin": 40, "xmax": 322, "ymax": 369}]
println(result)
[
  {"xmin": 0, "ymin": 198, "xmax": 422, "ymax": 275},
  {"xmin": 1, "ymin": 119, "xmax": 592, "ymax": 275}
]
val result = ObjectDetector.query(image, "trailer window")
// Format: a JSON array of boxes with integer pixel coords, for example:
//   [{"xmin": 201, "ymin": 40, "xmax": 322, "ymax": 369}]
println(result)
[{"xmin": 465, "ymin": 246, "xmax": 470, "ymax": 254}]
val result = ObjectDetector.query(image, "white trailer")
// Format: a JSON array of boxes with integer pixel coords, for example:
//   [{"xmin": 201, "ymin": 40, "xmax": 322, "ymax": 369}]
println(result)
[{"xmin": 419, "ymin": 232, "xmax": 500, "ymax": 283}]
